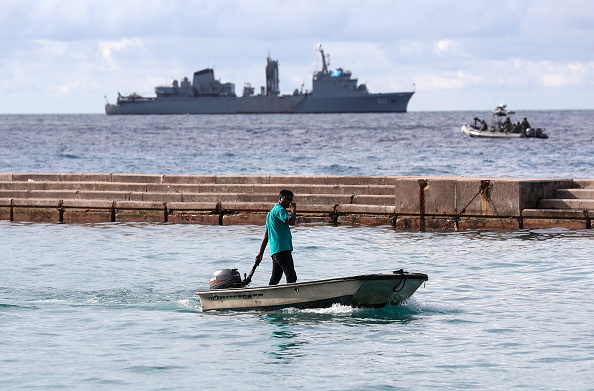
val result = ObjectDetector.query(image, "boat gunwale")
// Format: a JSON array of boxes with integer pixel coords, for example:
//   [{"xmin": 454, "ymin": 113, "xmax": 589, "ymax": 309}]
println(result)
[{"xmin": 196, "ymin": 272, "xmax": 428, "ymax": 295}]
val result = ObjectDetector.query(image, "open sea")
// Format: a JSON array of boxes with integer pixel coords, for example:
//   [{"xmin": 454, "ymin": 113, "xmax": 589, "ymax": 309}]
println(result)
[{"xmin": 1, "ymin": 111, "xmax": 593, "ymax": 390}]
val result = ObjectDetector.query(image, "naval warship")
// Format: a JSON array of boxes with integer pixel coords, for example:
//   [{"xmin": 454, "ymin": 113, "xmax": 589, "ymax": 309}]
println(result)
[{"xmin": 105, "ymin": 45, "xmax": 414, "ymax": 115}]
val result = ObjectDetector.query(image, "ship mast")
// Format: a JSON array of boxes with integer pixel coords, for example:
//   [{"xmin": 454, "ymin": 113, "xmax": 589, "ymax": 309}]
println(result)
[
  {"xmin": 265, "ymin": 55, "xmax": 280, "ymax": 96},
  {"xmin": 317, "ymin": 44, "xmax": 329, "ymax": 75}
]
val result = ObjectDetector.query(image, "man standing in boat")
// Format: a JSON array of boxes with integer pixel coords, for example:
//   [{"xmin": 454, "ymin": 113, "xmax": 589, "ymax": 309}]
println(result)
[{"xmin": 255, "ymin": 190, "xmax": 298, "ymax": 285}]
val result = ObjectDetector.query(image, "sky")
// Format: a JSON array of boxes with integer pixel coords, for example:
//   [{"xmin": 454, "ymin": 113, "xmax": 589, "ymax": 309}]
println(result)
[{"xmin": 1, "ymin": 0, "xmax": 593, "ymax": 114}]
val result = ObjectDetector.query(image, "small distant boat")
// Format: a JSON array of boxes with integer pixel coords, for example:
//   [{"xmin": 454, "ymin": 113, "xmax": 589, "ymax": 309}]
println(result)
[
  {"xmin": 461, "ymin": 104, "xmax": 548, "ymax": 139},
  {"xmin": 196, "ymin": 270, "xmax": 428, "ymax": 311}
]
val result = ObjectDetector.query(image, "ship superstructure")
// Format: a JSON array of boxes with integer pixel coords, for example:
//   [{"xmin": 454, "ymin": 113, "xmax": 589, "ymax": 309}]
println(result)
[{"xmin": 105, "ymin": 45, "xmax": 414, "ymax": 114}]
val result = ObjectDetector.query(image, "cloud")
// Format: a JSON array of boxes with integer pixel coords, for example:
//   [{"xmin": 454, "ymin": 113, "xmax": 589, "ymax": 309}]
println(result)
[
  {"xmin": 1, "ymin": 0, "xmax": 594, "ymax": 113},
  {"xmin": 412, "ymin": 56, "xmax": 594, "ymax": 93},
  {"xmin": 100, "ymin": 38, "xmax": 145, "ymax": 64},
  {"xmin": 539, "ymin": 61, "xmax": 594, "ymax": 87},
  {"xmin": 415, "ymin": 70, "xmax": 483, "ymax": 90},
  {"xmin": 433, "ymin": 40, "xmax": 466, "ymax": 56}
]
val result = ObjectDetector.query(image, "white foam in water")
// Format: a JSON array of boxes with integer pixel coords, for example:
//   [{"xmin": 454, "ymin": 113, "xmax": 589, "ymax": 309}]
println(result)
[
  {"xmin": 177, "ymin": 297, "xmax": 202, "ymax": 312},
  {"xmin": 402, "ymin": 297, "xmax": 464, "ymax": 313},
  {"xmin": 284, "ymin": 303, "xmax": 358, "ymax": 315},
  {"xmin": 265, "ymin": 299, "xmax": 464, "ymax": 316}
]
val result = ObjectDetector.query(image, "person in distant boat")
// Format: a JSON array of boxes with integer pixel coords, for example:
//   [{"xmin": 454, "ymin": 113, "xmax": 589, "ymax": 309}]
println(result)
[
  {"xmin": 503, "ymin": 117, "xmax": 512, "ymax": 132},
  {"xmin": 521, "ymin": 117, "xmax": 531, "ymax": 130},
  {"xmin": 513, "ymin": 121, "xmax": 522, "ymax": 133},
  {"xmin": 255, "ymin": 190, "xmax": 298, "ymax": 285},
  {"xmin": 473, "ymin": 117, "xmax": 488, "ymax": 131}
]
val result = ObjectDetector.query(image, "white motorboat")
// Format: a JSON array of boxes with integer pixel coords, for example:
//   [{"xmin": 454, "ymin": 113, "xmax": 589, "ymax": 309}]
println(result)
[
  {"xmin": 461, "ymin": 104, "xmax": 548, "ymax": 139},
  {"xmin": 196, "ymin": 269, "xmax": 428, "ymax": 311}
]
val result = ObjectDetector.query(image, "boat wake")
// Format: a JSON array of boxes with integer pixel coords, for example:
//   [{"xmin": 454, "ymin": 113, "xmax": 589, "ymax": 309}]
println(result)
[
  {"xmin": 273, "ymin": 298, "xmax": 464, "ymax": 319},
  {"xmin": 281, "ymin": 303, "xmax": 358, "ymax": 315},
  {"xmin": 403, "ymin": 297, "xmax": 464, "ymax": 313},
  {"xmin": 176, "ymin": 297, "xmax": 203, "ymax": 313}
]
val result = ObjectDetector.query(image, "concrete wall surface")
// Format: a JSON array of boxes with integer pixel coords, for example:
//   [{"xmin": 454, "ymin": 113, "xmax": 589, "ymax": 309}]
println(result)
[{"xmin": 1, "ymin": 173, "xmax": 592, "ymax": 230}]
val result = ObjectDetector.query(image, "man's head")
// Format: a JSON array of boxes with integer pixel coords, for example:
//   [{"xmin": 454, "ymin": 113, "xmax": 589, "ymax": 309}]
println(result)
[{"xmin": 278, "ymin": 190, "xmax": 294, "ymax": 207}]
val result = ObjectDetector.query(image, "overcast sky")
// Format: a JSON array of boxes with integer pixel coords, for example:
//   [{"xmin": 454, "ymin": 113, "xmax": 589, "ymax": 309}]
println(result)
[{"xmin": 1, "ymin": 0, "xmax": 593, "ymax": 114}]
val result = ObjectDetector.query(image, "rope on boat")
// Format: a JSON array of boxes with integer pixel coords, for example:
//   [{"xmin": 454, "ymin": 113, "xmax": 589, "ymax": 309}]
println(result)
[{"xmin": 392, "ymin": 278, "xmax": 406, "ymax": 292}]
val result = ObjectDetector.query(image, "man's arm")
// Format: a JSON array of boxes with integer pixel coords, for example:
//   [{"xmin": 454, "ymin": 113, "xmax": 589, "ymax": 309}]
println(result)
[
  {"xmin": 255, "ymin": 230, "xmax": 268, "ymax": 263},
  {"xmin": 287, "ymin": 202, "xmax": 297, "ymax": 225}
]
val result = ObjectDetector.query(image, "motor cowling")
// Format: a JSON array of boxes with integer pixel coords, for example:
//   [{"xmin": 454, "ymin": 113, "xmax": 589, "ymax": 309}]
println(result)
[{"xmin": 209, "ymin": 269, "xmax": 243, "ymax": 289}]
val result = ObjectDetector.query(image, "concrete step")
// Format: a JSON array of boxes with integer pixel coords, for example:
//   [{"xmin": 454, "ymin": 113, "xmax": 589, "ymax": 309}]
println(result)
[
  {"xmin": 0, "ymin": 190, "xmax": 398, "ymax": 206},
  {"xmin": 0, "ymin": 190, "xmax": 132, "ymax": 201},
  {"xmin": 555, "ymin": 188, "xmax": 594, "ymax": 199},
  {"xmin": 3, "ymin": 173, "xmax": 593, "ymax": 229},
  {"xmin": 1, "ymin": 173, "xmax": 399, "ymax": 186},
  {"xmin": 0, "ymin": 181, "xmax": 396, "ymax": 196},
  {"xmin": 0, "ymin": 197, "xmax": 394, "ymax": 216},
  {"xmin": 0, "ymin": 181, "xmax": 148, "ymax": 192},
  {"xmin": 537, "ymin": 198, "xmax": 594, "ymax": 210},
  {"xmin": 573, "ymin": 179, "xmax": 594, "ymax": 189}
]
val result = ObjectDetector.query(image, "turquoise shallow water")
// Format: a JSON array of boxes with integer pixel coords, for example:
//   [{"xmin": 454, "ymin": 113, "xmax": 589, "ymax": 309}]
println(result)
[
  {"xmin": 1, "ymin": 222, "xmax": 593, "ymax": 390},
  {"xmin": 1, "ymin": 111, "xmax": 593, "ymax": 389}
]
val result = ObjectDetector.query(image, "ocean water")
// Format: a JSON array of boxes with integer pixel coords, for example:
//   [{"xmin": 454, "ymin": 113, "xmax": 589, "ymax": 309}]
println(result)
[
  {"xmin": 1, "ymin": 223, "xmax": 593, "ymax": 390},
  {"xmin": 1, "ymin": 111, "xmax": 593, "ymax": 178},
  {"xmin": 1, "ymin": 112, "xmax": 593, "ymax": 390}
]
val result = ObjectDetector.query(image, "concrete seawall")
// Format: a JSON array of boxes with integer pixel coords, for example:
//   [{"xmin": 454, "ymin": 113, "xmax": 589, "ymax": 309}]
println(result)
[{"xmin": 1, "ymin": 173, "xmax": 593, "ymax": 230}]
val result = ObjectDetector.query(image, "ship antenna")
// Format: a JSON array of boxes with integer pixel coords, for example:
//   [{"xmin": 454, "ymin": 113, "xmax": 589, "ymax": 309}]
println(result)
[{"xmin": 317, "ymin": 43, "xmax": 328, "ymax": 75}]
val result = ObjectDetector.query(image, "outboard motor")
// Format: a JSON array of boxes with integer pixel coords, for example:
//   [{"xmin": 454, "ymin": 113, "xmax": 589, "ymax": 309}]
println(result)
[{"xmin": 209, "ymin": 269, "xmax": 243, "ymax": 289}]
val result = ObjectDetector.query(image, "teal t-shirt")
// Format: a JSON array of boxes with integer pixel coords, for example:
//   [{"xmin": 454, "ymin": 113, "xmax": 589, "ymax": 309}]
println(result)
[{"xmin": 266, "ymin": 203, "xmax": 293, "ymax": 255}]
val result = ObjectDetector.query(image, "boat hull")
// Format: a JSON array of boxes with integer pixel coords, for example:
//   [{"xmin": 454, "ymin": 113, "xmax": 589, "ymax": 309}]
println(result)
[
  {"xmin": 461, "ymin": 124, "xmax": 548, "ymax": 139},
  {"xmin": 461, "ymin": 124, "xmax": 524, "ymax": 138},
  {"xmin": 105, "ymin": 92, "xmax": 414, "ymax": 115},
  {"xmin": 196, "ymin": 272, "xmax": 428, "ymax": 311}
]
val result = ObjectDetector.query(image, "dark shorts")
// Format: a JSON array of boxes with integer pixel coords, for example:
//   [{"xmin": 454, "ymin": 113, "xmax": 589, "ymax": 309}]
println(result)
[{"xmin": 269, "ymin": 250, "xmax": 297, "ymax": 285}]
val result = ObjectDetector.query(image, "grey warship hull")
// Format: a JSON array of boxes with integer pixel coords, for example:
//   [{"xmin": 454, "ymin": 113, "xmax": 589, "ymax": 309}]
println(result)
[
  {"xmin": 105, "ymin": 45, "xmax": 414, "ymax": 115},
  {"xmin": 105, "ymin": 92, "xmax": 414, "ymax": 115}
]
